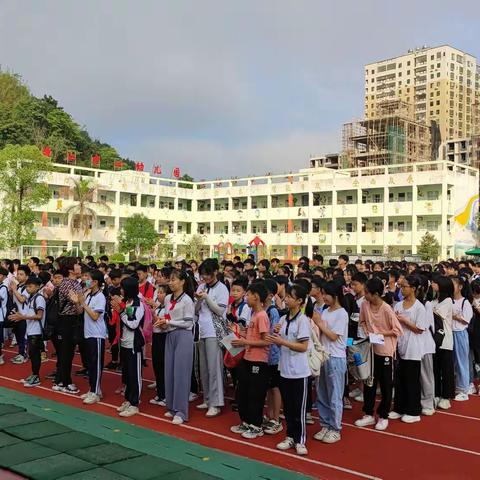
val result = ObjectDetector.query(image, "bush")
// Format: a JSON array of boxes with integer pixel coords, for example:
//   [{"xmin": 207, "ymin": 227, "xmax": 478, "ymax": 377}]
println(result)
[{"xmin": 105, "ymin": 252, "xmax": 125, "ymax": 263}]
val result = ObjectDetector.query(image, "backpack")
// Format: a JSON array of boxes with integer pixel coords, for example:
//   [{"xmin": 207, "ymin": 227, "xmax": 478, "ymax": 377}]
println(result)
[
  {"xmin": 347, "ymin": 337, "xmax": 374, "ymax": 386},
  {"xmin": 44, "ymin": 288, "xmax": 61, "ymax": 340},
  {"xmin": 139, "ymin": 296, "xmax": 153, "ymax": 344},
  {"xmin": 307, "ymin": 320, "xmax": 329, "ymax": 377},
  {"xmin": 0, "ymin": 284, "xmax": 18, "ymax": 327}
]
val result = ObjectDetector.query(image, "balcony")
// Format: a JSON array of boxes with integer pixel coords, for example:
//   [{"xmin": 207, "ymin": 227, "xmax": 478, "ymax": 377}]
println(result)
[
  {"xmin": 359, "ymin": 203, "xmax": 384, "ymax": 217},
  {"xmin": 416, "ymin": 200, "xmax": 442, "ymax": 215},
  {"xmin": 358, "ymin": 232, "xmax": 384, "ymax": 245},
  {"xmin": 385, "ymin": 231, "xmax": 413, "ymax": 245},
  {"xmin": 334, "ymin": 232, "xmax": 357, "ymax": 245},
  {"xmin": 386, "ymin": 202, "xmax": 413, "ymax": 216}
]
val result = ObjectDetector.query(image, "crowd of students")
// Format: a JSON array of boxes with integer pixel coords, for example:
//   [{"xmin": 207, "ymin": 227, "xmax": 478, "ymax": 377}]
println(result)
[{"xmin": 0, "ymin": 252, "xmax": 479, "ymax": 456}]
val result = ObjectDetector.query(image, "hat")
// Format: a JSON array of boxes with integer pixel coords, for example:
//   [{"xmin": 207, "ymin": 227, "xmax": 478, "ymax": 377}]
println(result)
[{"xmin": 175, "ymin": 256, "xmax": 186, "ymax": 263}]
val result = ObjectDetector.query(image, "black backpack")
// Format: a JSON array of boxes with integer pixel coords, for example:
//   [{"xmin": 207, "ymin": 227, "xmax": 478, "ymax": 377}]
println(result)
[
  {"xmin": 44, "ymin": 288, "xmax": 61, "ymax": 340},
  {"xmin": 0, "ymin": 284, "xmax": 18, "ymax": 327}
]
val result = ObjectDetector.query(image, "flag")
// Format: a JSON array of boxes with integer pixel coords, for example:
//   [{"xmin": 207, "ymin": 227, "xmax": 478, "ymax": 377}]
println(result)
[
  {"xmin": 42, "ymin": 146, "xmax": 52, "ymax": 158},
  {"xmin": 66, "ymin": 151, "xmax": 76, "ymax": 163},
  {"xmin": 91, "ymin": 154, "xmax": 101, "ymax": 167},
  {"xmin": 114, "ymin": 160, "xmax": 124, "ymax": 170},
  {"xmin": 173, "ymin": 167, "xmax": 180, "ymax": 178},
  {"xmin": 153, "ymin": 165, "xmax": 162, "ymax": 175},
  {"xmin": 135, "ymin": 162, "xmax": 145, "ymax": 172}
]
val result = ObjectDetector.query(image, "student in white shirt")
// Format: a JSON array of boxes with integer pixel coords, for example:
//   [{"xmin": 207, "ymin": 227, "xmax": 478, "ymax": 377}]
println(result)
[
  {"xmin": 8, "ymin": 276, "xmax": 45, "ymax": 387},
  {"xmin": 314, "ymin": 280, "xmax": 349, "ymax": 444},
  {"xmin": 0, "ymin": 267, "xmax": 9, "ymax": 365},
  {"xmin": 71, "ymin": 270, "xmax": 107, "ymax": 405},
  {"xmin": 451, "ymin": 276, "xmax": 473, "ymax": 401},
  {"xmin": 10, "ymin": 265, "xmax": 31, "ymax": 364},
  {"xmin": 195, "ymin": 259, "xmax": 229, "ymax": 418},
  {"xmin": 390, "ymin": 275, "xmax": 428, "ymax": 423}
]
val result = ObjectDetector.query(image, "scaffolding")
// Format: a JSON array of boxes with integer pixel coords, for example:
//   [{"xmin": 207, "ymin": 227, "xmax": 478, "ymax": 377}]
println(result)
[{"xmin": 341, "ymin": 100, "xmax": 432, "ymax": 168}]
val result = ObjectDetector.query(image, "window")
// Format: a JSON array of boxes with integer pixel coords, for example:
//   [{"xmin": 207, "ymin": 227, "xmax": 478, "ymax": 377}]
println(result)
[
  {"xmin": 427, "ymin": 191, "xmax": 439, "ymax": 200},
  {"xmin": 374, "ymin": 222, "xmax": 383, "ymax": 232},
  {"xmin": 346, "ymin": 223, "xmax": 354, "ymax": 233},
  {"xmin": 373, "ymin": 194, "xmax": 382, "ymax": 203},
  {"xmin": 346, "ymin": 195, "xmax": 354, "ymax": 204}
]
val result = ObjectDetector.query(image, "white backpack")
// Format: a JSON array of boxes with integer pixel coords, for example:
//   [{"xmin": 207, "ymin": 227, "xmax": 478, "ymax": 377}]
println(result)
[{"xmin": 307, "ymin": 322, "xmax": 329, "ymax": 377}]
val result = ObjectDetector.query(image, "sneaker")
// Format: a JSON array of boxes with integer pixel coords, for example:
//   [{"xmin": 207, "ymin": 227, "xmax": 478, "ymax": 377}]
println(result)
[
  {"xmin": 83, "ymin": 393, "xmax": 100, "ymax": 405},
  {"xmin": 279, "ymin": 413, "xmax": 285, "ymax": 420},
  {"xmin": 10, "ymin": 337, "xmax": 17, "ymax": 347},
  {"xmin": 52, "ymin": 383, "xmax": 64, "ymax": 392},
  {"xmin": 147, "ymin": 382, "xmax": 157, "ymax": 390},
  {"xmin": 421, "ymin": 408, "xmax": 435, "ymax": 416},
  {"xmin": 305, "ymin": 412, "xmax": 314, "ymax": 425},
  {"xmin": 11, "ymin": 354, "xmax": 27, "ymax": 365},
  {"xmin": 276, "ymin": 437, "xmax": 295, "ymax": 451},
  {"xmin": 313, "ymin": 427, "xmax": 329, "ymax": 441},
  {"xmin": 263, "ymin": 420, "xmax": 283, "ymax": 435},
  {"xmin": 354, "ymin": 415, "xmax": 376, "ymax": 427},
  {"xmin": 354, "ymin": 393, "xmax": 364, "ymax": 402},
  {"xmin": 241, "ymin": 425, "xmax": 264, "ymax": 439},
  {"xmin": 196, "ymin": 402, "xmax": 208, "ymax": 410},
  {"xmin": 80, "ymin": 392, "xmax": 91, "ymax": 399},
  {"xmin": 295, "ymin": 443, "xmax": 308, "ymax": 455},
  {"xmin": 231, "ymin": 422, "xmax": 250, "ymax": 434},
  {"xmin": 438, "ymin": 398, "xmax": 451, "ymax": 410},
  {"xmin": 21, "ymin": 375, "xmax": 34, "ymax": 385},
  {"xmin": 0, "ymin": 355, "xmax": 4, "ymax": 366},
  {"xmin": 24, "ymin": 376, "xmax": 41, "ymax": 388},
  {"xmin": 63, "ymin": 384, "xmax": 80, "ymax": 394},
  {"xmin": 454, "ymin": 393, "xmax": 469, "ymax": 402},
  {"xmin": 41, "ymin": 352, "xmax": 48, "ymax": 363},
  {"xmin": 119, "ymin": 405, "xmax": 139, "ymax": 417},
  {"xmin": 349, "ymin": 387, "xmax": 362, "ymax": 398},
  {"xmin": 434, "ymin": 397, "xmax": 440, "ymax": 408},
  {"xmin": 343, "ymin": 397, "xmax": 353, "ymax": 410},
  {"xmin": 467, "ymin": 383, "xmax": 476, "ymax": 395},
  {"xmin": 206, "ymin": 407, "xmax": 220, "ymax": 418},
  {"xmin": 75, "ymin": 368, "xmax": 88, "ymax": 377},
  {"xmin": 322, "ymin": 430, "xmax": 341, "ymax": 444},
  {"xmin": 105, "ymin": 361, "xmax": 119, "ymax": 370},
  {"xmin": 149, "ymin": 397, "xmax": 167, "ymax": 406},
  {"xmin": 375, "ymin": 418, "xmax": 389, "ymax": 431},
  {"xmin": 401, "ymin": 415, "xmax": 421, "ymax": 424},
  {"xmin": 164, "ymin": 411, "xmax": 174, "ymax": 418},
  {"xmin": 117, "ymin": 401, "xmax": 130, "ymax": 412},
  {"xmin": 189, "ymin": 392, "xmax": 198, "ymax": 402},
  {"xmin": 172, "ymin": 415, "xmax": 184, "ymax": 425},
  {"xmin": 388, "ymin": 411, "xmax": 402, "ymax": 420}
]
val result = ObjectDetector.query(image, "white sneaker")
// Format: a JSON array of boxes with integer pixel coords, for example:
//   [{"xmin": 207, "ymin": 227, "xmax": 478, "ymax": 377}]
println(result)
[
  {"xmin": 189, "ymin": 392, "xmax": 198, "ymax": 402},
  {"xmin": 343, "ymin": 398, "xmax": 353, "ymax": 410},
  {"xmin": 83, "ymin": 393, "xmax": 100, "ymax": 405},
  {"xmin": 375, "ymin": 419, "xmax": 389, "ymax": 431},
  {"xmin": 231, "ymin": 422, "xmax": 250, "ymax": 434},
  {"xmin": 52, "ymin": 383, "xmax": 64, "ymax": 392},
  {"xmin": 164, "ymin": 411, "xmax": 174, "ymax": 418},
  {"xmin": 354, "ymin": 415, "xmax": 376, "ymax": 427},
  {"xmin": 276, "ymin": 437, "xmax": 295, "ymax": 451},
  {"xmin": 206, "ymin": 407, "xmax": 220, "ymax": 417},
  {"xmin": 305, "ymin": 412, "xmax": 314, "ymax": 425},
  {"xmin": 263, "ymin": 420, "xmax": 283, "ymax": 435},
  {"xmin": 467, "ymin": 383, "xmax": 476, "ymax": 395},
  {"xmin": 117, "ymin": 401, "xmax": 130, "ymax": 412},
  {"xmin": 349, "ymin": 387, "xmax": 362, "ymax": 398},
  {"xmin": 454, "ymin": 393, "xmax": 469, "ymax": 402},
  {"xmin": 80, "ymin": 392, "xmax": 91, "ymax": 400},
  {"xmin": 322, "ymin": 430, "xmax": 341, "ymax": 444},
  {"xmin": 149, "ymin": 397, "xmax": 166, "ymax": 406},
  {"xmin": 438, "ymin": 398, "xmax": 451, "ymax": 410},
  {"xmin": 354, "ymin": 393, "xmax": 364, "ymax": 402},
  {"xmin": 388, "ymin": 411, "xmax": 402, "ymax": 420},
  {"xmin": 172, "ymin": 415, "xmax": 184, "ymax": 425},
  {"xmin": 313, "ymin": 427, "xmax": 329, "ymax": 441},
  {"xmin": 241, "ymin": 425, "xmax": 264, "ymax": 439},
  {"xmin": 11, "ymin": 354, "xmax": 27, "ymax": 365},
  {"xmin": 0, "ymin": 355, "xmax": 4, "ymax": 366},
  {"xmin": 196, "ymin": 402, "xmax": 208, "ymax": 410},
  {"xmin": 119, "ymin": 405, "xmax": 139, "ymax": 417},
  {"xmin": 421, "ymin": 408, "xmax": 435, "ymax": 416},
  {"xmin": 295, "ymin": 443, "xmax": 308, "ymax": 455},
  {"xmin": 401, "ymin": 415, "xmax": 421, "ymax": 424},
  {"xmin": 147, "ymin": 382, "xmax": 157, "ymax": 390}
]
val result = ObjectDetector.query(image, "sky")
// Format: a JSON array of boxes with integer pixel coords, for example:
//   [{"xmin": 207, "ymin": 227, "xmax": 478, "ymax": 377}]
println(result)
[{"xmin": 1, "ymin": 0, "xmax": 479, "ymax": 179}]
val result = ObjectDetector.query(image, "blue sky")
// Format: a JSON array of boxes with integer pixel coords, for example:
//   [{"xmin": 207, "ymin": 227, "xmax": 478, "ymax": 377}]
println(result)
[{"xmin": 1, "ymin": 0, "xmax": 479, "ymax": 178}]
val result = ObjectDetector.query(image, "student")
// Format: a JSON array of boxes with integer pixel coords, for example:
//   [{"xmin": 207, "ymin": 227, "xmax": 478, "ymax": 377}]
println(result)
[
  {"xmin": 72, "ymin": 270, "xmax": 107, "ymax": 405},
  {"xmin": 431, "ymin": 276, "xmax": 455, "ymax": 410},
  {"xmin": 230, "ymin": 282, "xmax": 270, "ymax": 439},
  {"xmin": 10, "ymin": 265, "xmax": 31, "ymax": 364},
  {"xmin": 112, "ymin": 277, "xmax": 145, "ymax": 417},
  {"xmin": 451, "ymin": 276, "xmax": 473, "ymax": 401},
  {"xmin": 159, "ymin": 270, "xmax": 195, "ymax": 424},
  {"xmin": 470, "ymin": 281, "xmax": 480, "ymax": 392},
  {"xmin": 8, "ymin": 276, "xmax": 46, "ymax": 387},
  {"xmin": 0, "ymin": 267, "xmax": 9, "ymax": 365},
  {"xmin": 28, "ymin": 257, "xmax": 41, "ymax": 276},
  {"xmin": 390, "ymin": 275, "xmax": 428, "ymax": 423},
  {"xmin": 355, "ymin": 277, "xmax": 403, "ymax": 431},
  {"xmin": 195, "ymin": 259, "xmax": 229, "ymax": 418},
  {"xmin": 314, "ymin": 281, "xmax": 348, "ymax": 444},
  {"xmin": 266, "ymin": 283, "xmax": 311, "ymax": 456},
  {"xmin": 150, "ymin": 284, "xmax": 170, "ymax": 407},
  {"xmin": 105, "ymin": 269, "xmax": 122, "ymax": 370},
  {"xmin": 136, "ymin": 265, "xmax": 155, "ymax": 301}
]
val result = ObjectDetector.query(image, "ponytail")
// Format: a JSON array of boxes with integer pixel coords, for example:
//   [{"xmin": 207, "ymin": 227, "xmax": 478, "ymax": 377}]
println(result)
[{"xmin": 171, "ymin": 269, "xmax": 195, "ymax": 300}]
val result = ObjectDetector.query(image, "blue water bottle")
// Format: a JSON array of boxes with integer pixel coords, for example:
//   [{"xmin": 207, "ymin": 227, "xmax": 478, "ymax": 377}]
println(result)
[{"xmin": 353, "ymin": 352, "xmax": 363, "ymax": 366}]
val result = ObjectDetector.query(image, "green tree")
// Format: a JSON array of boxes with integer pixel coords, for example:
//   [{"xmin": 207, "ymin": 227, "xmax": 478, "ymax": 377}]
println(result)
[
  {"xmin": 0, "ymin": 144, "xmax": 52, "ymax": 248},
  {"xmin": 156, "ymin": 234, "xmax": 173, "ymax": 260},
  {"xmin": 182, "ymin": 234, "xmax": 206, "ymax": 260},
  {"xmin": 179, "ymin": 173, "xmax": 194, "ymax": 189},
  {"xmin": 118, "ymin": 214, "xmax": 159, "ymax": 259},
  {"xmin": 65, "ymin": 177, "xmax": 111, "ymax": 252},
  {"xmin": 417, "ymin": 232, "xmax": 440, "ymax": 262}
]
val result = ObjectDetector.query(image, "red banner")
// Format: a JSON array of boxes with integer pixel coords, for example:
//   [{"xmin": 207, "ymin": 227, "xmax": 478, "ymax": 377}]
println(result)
[
  {"xmin": 42, "ymin": 146, "xmax": 52, "ymax": 158},
  {"xmin": 135, "ymin": 162, "xmax": 145, "ymax": 172},
  {"xmin": 153, "ymin": 165, "xmax": 162, "ymax": 175},
  {"xmin": 114, "ymin": 160, "xmax": 124, "ymax": 169},
  {"xmin": 66, "ymin": 151, "xmax": 76, "ymax": 163},
  {"xmin": 173, "ymin": 167, "xmax": 180, "ymax": 178},
  {"xmin": 91, "ymin": 154, "xmax": 101, "ymax": 167}
]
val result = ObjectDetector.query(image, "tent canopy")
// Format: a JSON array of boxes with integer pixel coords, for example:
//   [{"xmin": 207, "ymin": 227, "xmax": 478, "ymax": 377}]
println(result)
[{"xmin": 465, "ymin": 248, "xmax": 480, "ymax": 256}]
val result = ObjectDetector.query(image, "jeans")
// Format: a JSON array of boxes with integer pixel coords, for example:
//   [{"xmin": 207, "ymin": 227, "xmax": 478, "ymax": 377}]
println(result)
[
  {"xmin": 453, "ymin": 330, "xmax": 470, "ymax": 394},
  {"xmin": 316, "ymin": 356, "xmax": 347, "ymax": 432}
]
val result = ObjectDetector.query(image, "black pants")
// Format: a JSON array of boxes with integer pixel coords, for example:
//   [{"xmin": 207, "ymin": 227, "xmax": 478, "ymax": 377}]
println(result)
[
  {"xmin": 86, "ymin": 338, "xmax": 105, "ymax": 395},
  {"xmin": 122, "ymin": 347, "xmax": 142, "ymax": 406},
  {"xmin": 57, "ymin": 315, "xmax": 81, "ymax": 386},
  {"xmin": 306, "ymin": 376, "xmax": 314, "ymax": 413},
  {"xmin": 394, "ymin": 358, "xmax": 421, "ymax": 416},
  {"xmin": 237, "ymin": 360, "xmax": 269, "ymax": 427},
  {"xmin": 433, "ymin": 349, "xmax": 455, "ymax": 399},
  {"xmin": 13, "ymin": 320, "xmax": 27, "ymax": 357},
  {"xmin": 152, "ymin": 332, "xmax": 167, "ymax": 399},
  {"xmin": 78, "ymin": 338, "xmax": 89, "ymax": 370},
  {"xmin": 28, "ymin": 335, "xmax": 43, "ymax": 376},
  {"xmin": 190, "ymin": 345, "xmax": 199, "ymax": 395},
  {"xmin": 363, "ymin": 354, "xmax": 393, "ymax": 419},
  {"xmin": 279, "ymin": 376, "xmax": 308, "ymax": 445}
]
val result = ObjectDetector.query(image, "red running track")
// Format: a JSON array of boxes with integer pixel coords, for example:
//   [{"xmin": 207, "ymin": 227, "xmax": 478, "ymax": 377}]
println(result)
[{"xmin": 0, "ymin": 347, "xmax": 479, "ymax": 480}]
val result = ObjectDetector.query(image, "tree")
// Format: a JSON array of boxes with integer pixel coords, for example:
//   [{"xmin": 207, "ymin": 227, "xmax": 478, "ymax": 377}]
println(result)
[
  {"xmin": 118, "ymin": 214, "xmax": 159, "ymax": 259},
  {"xmin": 182, "ymin": 234, "xmax": 206, "ymax": 260},
  {"xmin": 65, "ymin": 177, "xmax": 111, "ymax": 252},
  {"xmin": 417, "ymin": 232, "xmax": 440, "ymax": 262},
  {"xmin": 179, "ymin": 174, "xmax": 194, "ymax": 189},
  {"xmin": 0, "ymin": 144, "xmax": 52, "ymax": 248}
]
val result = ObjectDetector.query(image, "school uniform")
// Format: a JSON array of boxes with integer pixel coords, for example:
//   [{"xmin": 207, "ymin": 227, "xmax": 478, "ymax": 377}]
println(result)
[
  {"xmin": 393, "ymin": 300, "xmax": 428, "ymax": 416},
  {"xmin": 25, "ymin": 292, "xmax": 46, "ymax": 377},
  {"xmin": 267, "ymin": 304, "xmax": 281, "ymax": 389},
  {"xmin": 84, "ymin": 291, "xmax": 107, "ymax": 396},
  {"xmin": 452, "ymin": 298, "xmax": 473, "ymax": 395},
  {"xmin": 420, "ymin": 301, "xmax": 437, "ymax": 411},
  {"xmin": 0, "ymin": 281, "xmax": 8, "ymax": 357},
  {"xmin": 278, "ymin": 312, "xmax": 311, "ymax": 445},
  {"xmin": 152, "ymin": 304, "xmax": 167, "ymax": 401},
  {"xmin": 120, "ymin": 298, "xmax": 145, "ymax": 407},
  {"xmin": 13, "ymin": 284, "xmax": 30, "ymax": 358},
  {"xmin": 164, "ymin": 293, "xmax": 195, "ymax": 420}
]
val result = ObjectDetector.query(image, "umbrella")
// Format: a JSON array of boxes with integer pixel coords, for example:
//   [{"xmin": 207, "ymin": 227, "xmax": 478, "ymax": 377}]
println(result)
[{"xmin": 465, "ymin": 248, "xmax": 480, "ymax": 256}]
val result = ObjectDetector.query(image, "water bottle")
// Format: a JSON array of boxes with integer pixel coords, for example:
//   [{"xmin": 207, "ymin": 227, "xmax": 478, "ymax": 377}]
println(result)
[{"xmin": 353, "ymin": 352, "xmax": 363, "ymax": 366}]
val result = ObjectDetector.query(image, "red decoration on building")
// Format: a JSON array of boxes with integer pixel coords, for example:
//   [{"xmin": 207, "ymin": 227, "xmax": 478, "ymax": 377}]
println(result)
[
  {"xmin": 135, "ymin": 162, "xmax": 145, "ymax": 172},
  {"xmin": 91, "ymin": 154, "xmax": 101, "ymax": 167},
  {"xmin": 114, "ymin": 160, "xmax": 124, "ymax": 169},
  {"xmin": 66, "ymin": 151, "xmax": 76, "ymax": 163},
  {"xmin": 153, "ymin": 165, "xmax": 162, "ymax": 175},
  {"xmin": 42, "ymin": 146, "xmax": 52, "ymax": 158},
  {"xmin": 173, "ymin": 167, "xmax": 180, "ymax": 178}
]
